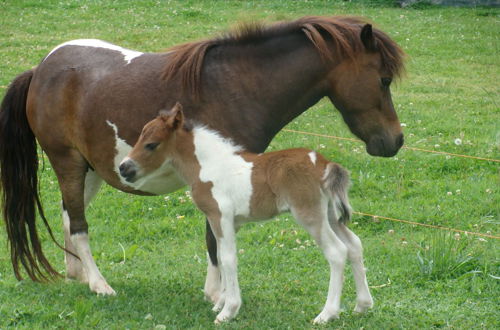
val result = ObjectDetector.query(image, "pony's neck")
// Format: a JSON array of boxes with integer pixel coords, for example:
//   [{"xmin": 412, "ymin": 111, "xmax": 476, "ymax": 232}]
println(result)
[{"xmin": 201, "ymin": 33, "xmax": 332, "ymax": 152}]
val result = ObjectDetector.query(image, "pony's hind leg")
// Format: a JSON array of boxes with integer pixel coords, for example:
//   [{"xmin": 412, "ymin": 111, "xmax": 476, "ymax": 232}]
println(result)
[
  {"xmin": 328, "ymin": 204, "xmax": 373, "ymax": 313},
  {"xmin": 292, "ymin": 205, "xmax": 348, "ymax": 324},
  {"xmin": 51, "ymin": 151, "xmax": 114, "ymax": 295},
  {"xmin": 63, "ymin": 169, "xmax": 103, "ymax": 283}
]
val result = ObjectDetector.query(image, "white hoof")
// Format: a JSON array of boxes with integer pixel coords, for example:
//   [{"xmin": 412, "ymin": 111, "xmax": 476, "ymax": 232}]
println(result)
[
  {"xmin": 214, "ymin": 311, "xmax": 233, "ymax": 324},
  {"xmin": 212, "ymin": 303, "xmax": 223, "ymax": 313},
  {"xmin": 313, "ymin": 310, "xmax": 339, "ymax": 324},
  {"xmin": 354, "ymin": 298, "xmax": 374, "ymax": 313},
  {"xmin": 214, "ymin": 300, "xmax": 240, "ymax": 324},
  {"xmin": 212, "ymin": 294, "xmax": 225, "ymax": 312},
  {"xmin": 90, "ymin": 279, "xmax": 116, "ymax": 296}
]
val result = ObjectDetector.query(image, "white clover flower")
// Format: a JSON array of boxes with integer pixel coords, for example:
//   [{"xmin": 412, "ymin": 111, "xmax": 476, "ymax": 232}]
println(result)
[{"xmin": 454, "ymin": 138, "xmax": 462, "ymax": 145}]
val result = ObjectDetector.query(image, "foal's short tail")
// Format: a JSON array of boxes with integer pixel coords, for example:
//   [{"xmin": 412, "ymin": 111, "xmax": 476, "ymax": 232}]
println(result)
[
  {"xmin": 323, "ymin": 163, "xmax": 352, "ymax": 224},
  {"xmin": 0, "ymin": 69, "xmax": 61, "ymax": 282}
]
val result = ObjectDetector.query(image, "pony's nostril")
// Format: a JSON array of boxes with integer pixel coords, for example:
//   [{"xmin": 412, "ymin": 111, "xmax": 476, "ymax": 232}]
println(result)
[{"xmin": 396, "ymin": 133, "xmax": 404, "ymax": 149}]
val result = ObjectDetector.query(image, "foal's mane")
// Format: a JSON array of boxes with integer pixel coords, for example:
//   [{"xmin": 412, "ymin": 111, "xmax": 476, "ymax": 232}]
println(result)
[{"xmin": 163, "ymin": 16, "xmax": 405, "ymax": 96}]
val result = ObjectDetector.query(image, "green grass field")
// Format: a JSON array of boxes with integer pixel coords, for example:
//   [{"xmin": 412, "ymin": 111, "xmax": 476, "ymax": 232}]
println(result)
[{"xmin": 0, "ymin": 0, "xmax": 499, "ymax": 328}]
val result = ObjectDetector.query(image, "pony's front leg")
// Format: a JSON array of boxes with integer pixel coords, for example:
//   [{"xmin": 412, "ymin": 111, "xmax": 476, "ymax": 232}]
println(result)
[{"xmin": 211, "ymin": 217, "xmax": 241, "ymax": 324}]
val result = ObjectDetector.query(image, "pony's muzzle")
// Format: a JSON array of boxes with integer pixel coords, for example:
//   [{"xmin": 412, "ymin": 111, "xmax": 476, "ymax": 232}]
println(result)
[
  {"xmin": 366, "ymin": 132, "xmax": 404, "ymax": 157},
  {"xmin": 119, "ymin": 159, "xmax": 137, "ymax": 182}
]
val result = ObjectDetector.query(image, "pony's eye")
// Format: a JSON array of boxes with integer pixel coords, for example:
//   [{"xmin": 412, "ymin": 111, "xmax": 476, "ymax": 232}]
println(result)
[
  {"xmin": 145, "ymin": 142, "xmax": 160, "ymax": 151},
  {"xmin": 381, "ymin": 77, "xmax": 392, "ymax": 87}
]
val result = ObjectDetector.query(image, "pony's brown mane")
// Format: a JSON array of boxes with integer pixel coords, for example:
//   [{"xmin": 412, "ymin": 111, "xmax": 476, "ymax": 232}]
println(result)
[{"xmin": 163, "ymin": 16, "xmax": 405, "ymax": 96}]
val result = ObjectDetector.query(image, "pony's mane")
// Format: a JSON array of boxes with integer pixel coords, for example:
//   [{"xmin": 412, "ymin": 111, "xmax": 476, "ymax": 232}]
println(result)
[{"xmin": 163, "ymin": 16, "xmax": 405, "ymax": 96}]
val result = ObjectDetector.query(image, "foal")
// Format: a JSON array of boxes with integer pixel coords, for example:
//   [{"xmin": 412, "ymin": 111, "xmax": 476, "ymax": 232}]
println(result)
[{"xmin": 119, "ymin": 103, "xmax": 373, "ymax": 324}]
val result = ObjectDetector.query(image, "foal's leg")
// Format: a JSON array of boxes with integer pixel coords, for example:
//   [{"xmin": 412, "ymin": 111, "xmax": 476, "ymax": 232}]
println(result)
[
  {"xmin": 328, "ymin": 206, "xmax": 373, "ymax": 313},
  {"xmin": 210, "ymin": 216, "xmax": 242, "ymax": 323},
  {"xmin": 63, "ymin": 169, "xmax": 103, "ymax": 283},
  {"xmin": 52, "ymin": 152, "xmax": 114, "ymax": 295},
  {"xmin": 292, "ymin": 206, "xmax": 348, "ymax": 324},
  {"xmin": 204, "ymin": 220, "xmax": 221, "ymax": 304}
]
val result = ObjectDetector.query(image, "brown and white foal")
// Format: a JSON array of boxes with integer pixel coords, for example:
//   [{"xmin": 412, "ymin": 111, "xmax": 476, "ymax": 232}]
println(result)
[{"xmin": 119, "ymin": 103, "xmax": 373, "ymax": 324}]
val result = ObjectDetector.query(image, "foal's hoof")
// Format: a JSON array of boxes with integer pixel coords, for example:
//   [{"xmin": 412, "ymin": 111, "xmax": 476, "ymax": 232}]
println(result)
[
  {"xmin": 354, "ymin": 300, "xmax": 374, "ymax": 313},
  {"xmin": 214, "ymin": 312, "xmax": 232, "ymax": 324},
  {"xmin": 312, "ymin": 311, "xmax": 339, "ymax": 324}
]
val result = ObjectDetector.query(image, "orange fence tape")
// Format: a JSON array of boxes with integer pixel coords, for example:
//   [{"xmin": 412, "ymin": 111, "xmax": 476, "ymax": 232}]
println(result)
[
  {"xmin": 283, "ymin": 129, "xmax": 500, "ymax": 163},
  {"xmin": 354, "ymin": 211, "xmax": 499, "ymax": 240}
]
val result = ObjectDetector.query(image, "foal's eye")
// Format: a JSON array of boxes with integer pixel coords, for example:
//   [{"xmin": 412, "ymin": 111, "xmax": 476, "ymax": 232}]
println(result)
[
  {"xmin": 381, "ymin": 77, "xmax": 392, "ymax": 88},
  {"xmin": 145, "ymin": 142, "xmax": 160, "ymax": 151}
]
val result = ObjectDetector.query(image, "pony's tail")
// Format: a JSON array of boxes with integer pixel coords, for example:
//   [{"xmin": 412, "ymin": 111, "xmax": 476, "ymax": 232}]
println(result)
[
  {"xmin": 0, "ymin": 69, "xmax": 61, "ymax": 282},
  {"xmin": 323, "ymin": 162, "xmax": 352, "ymax": 224}
]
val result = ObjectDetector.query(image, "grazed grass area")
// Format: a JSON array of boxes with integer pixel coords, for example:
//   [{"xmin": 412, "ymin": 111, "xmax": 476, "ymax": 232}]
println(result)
[{"xmin": 0, "ymin": 0, "xmax": 499, "ymax": 328}]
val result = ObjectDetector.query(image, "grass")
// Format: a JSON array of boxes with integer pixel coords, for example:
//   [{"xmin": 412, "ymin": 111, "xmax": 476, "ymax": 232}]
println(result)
[{"xmin": 0, "ymin": 0, "xmax": 499, "ymax": 328}]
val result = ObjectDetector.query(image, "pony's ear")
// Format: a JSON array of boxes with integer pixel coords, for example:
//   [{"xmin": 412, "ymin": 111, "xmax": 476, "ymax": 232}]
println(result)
[
  {"xmin": 161, "ymin": 102, "xmax": 184, "ymax": 130},
  {"xmin": 360, "ymin": 24, "xmax": 377, "ymax": 52}
]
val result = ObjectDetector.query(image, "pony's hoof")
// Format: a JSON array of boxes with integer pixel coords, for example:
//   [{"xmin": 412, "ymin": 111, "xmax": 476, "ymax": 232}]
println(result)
[
  {"xmin": 212, "ymin": 296, "xmax": 225, "ymax": 312},
  {"xmin": 91, "ymin": 280, "xmax": 116, "ymax": 296},
  {"xmin": 354, "ymin": 299, "xmax": 373, "ymax": 313},
  {"xmin": 212, "ymin": 304, "xmax": 223, "ymax": 313},
  {"xmin": 214, "ymin": 312, "xmax": 231, "ymax": 324},
  {"xmin": 313, "ymin": 310, "xmax": 339, "ymax": 324}
]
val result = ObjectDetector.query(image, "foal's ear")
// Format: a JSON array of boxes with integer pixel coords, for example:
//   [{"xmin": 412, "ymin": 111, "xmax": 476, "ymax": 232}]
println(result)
[
  {"xmin": 360, "ymin": 24, "xmax": 377, "ymax": 52},
  {"xmin": 161, "ymin": 102, "xmax": 184, "ymax": 130}
]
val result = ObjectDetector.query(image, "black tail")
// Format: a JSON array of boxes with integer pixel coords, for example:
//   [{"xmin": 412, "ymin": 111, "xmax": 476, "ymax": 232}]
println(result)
[
  {"xmin": 0, "ymin": 69, "xmax": 61, "ymax": 282},
  {"xmin": 323, "ymin": 162, "xmax": 352, "ymax": 224}
]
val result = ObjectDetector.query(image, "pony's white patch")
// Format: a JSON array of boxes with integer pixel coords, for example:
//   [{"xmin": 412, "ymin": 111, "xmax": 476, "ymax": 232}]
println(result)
[
  {"xmin": 45, "ymin": 39, "xmax": 143, "ymax": 64},
  {"xmin": 84, "ymin": 170, "xmax": 102, "ymax": 207},
  {"xmin": 308, "ymin": 151, "xmax": 317, "ymax": 165},
  {"xmin": 71, "ymin": 232, "xmax": 116, "ymax": 295},
  {"xmin": 193, "ymin": 126, "xmax": 253, "ymax": 218},
  {"xmin": 107, "ymin": 120, "xmax": 185, "ymax": 194},
  {"xmin": 62, "ymin": 209, "xmax": 71, "ymax": 235}
]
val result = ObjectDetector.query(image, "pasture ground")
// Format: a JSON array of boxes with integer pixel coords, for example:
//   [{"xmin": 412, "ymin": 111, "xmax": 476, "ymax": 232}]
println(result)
[{"xmin": 0, "ymin": 0, "xmax": 498, "ymax": 328}]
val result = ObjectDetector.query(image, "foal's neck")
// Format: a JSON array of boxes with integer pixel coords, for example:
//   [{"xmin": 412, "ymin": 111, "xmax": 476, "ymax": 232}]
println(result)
[{"xmin": 171, "ymin": 126, "xmax": 252, "ymax": 186}]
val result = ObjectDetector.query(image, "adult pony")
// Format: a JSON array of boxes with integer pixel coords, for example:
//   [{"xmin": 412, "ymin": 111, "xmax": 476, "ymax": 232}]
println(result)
[{"xmin": 0, "ymin": 16, "xmax": 404, "ymax": 299}]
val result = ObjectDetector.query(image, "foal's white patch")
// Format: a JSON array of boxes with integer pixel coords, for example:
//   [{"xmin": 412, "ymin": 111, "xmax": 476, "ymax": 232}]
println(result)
[
  {"xmin": 193, "ymin": 127, "xmax": 253, "ymax": 218},
  {"xmin": 45, "ymin": 39, "xmax": 143, "ymax": 64},
  {"xmin": 308, "ymin": 151, "xmax": 317, "ymax": 165},
  {"xmin": 107, "ymin": 120, "xmax": 185, "ymax": 194}
]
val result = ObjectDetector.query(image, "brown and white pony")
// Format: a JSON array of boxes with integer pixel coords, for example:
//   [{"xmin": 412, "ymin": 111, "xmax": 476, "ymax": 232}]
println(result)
[
  {"xmin": 120, "ymin": 103, "xmax": 372, "ymax": 324},
  {"xmin": 0, "ymin": 16, "xmax": 404, "ymax": 297}
]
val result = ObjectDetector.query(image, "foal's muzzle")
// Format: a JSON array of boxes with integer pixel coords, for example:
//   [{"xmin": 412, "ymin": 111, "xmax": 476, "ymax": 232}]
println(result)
[{"xmin": 119, "ymin": 160, "xmax": 137, "ymax": 182}]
